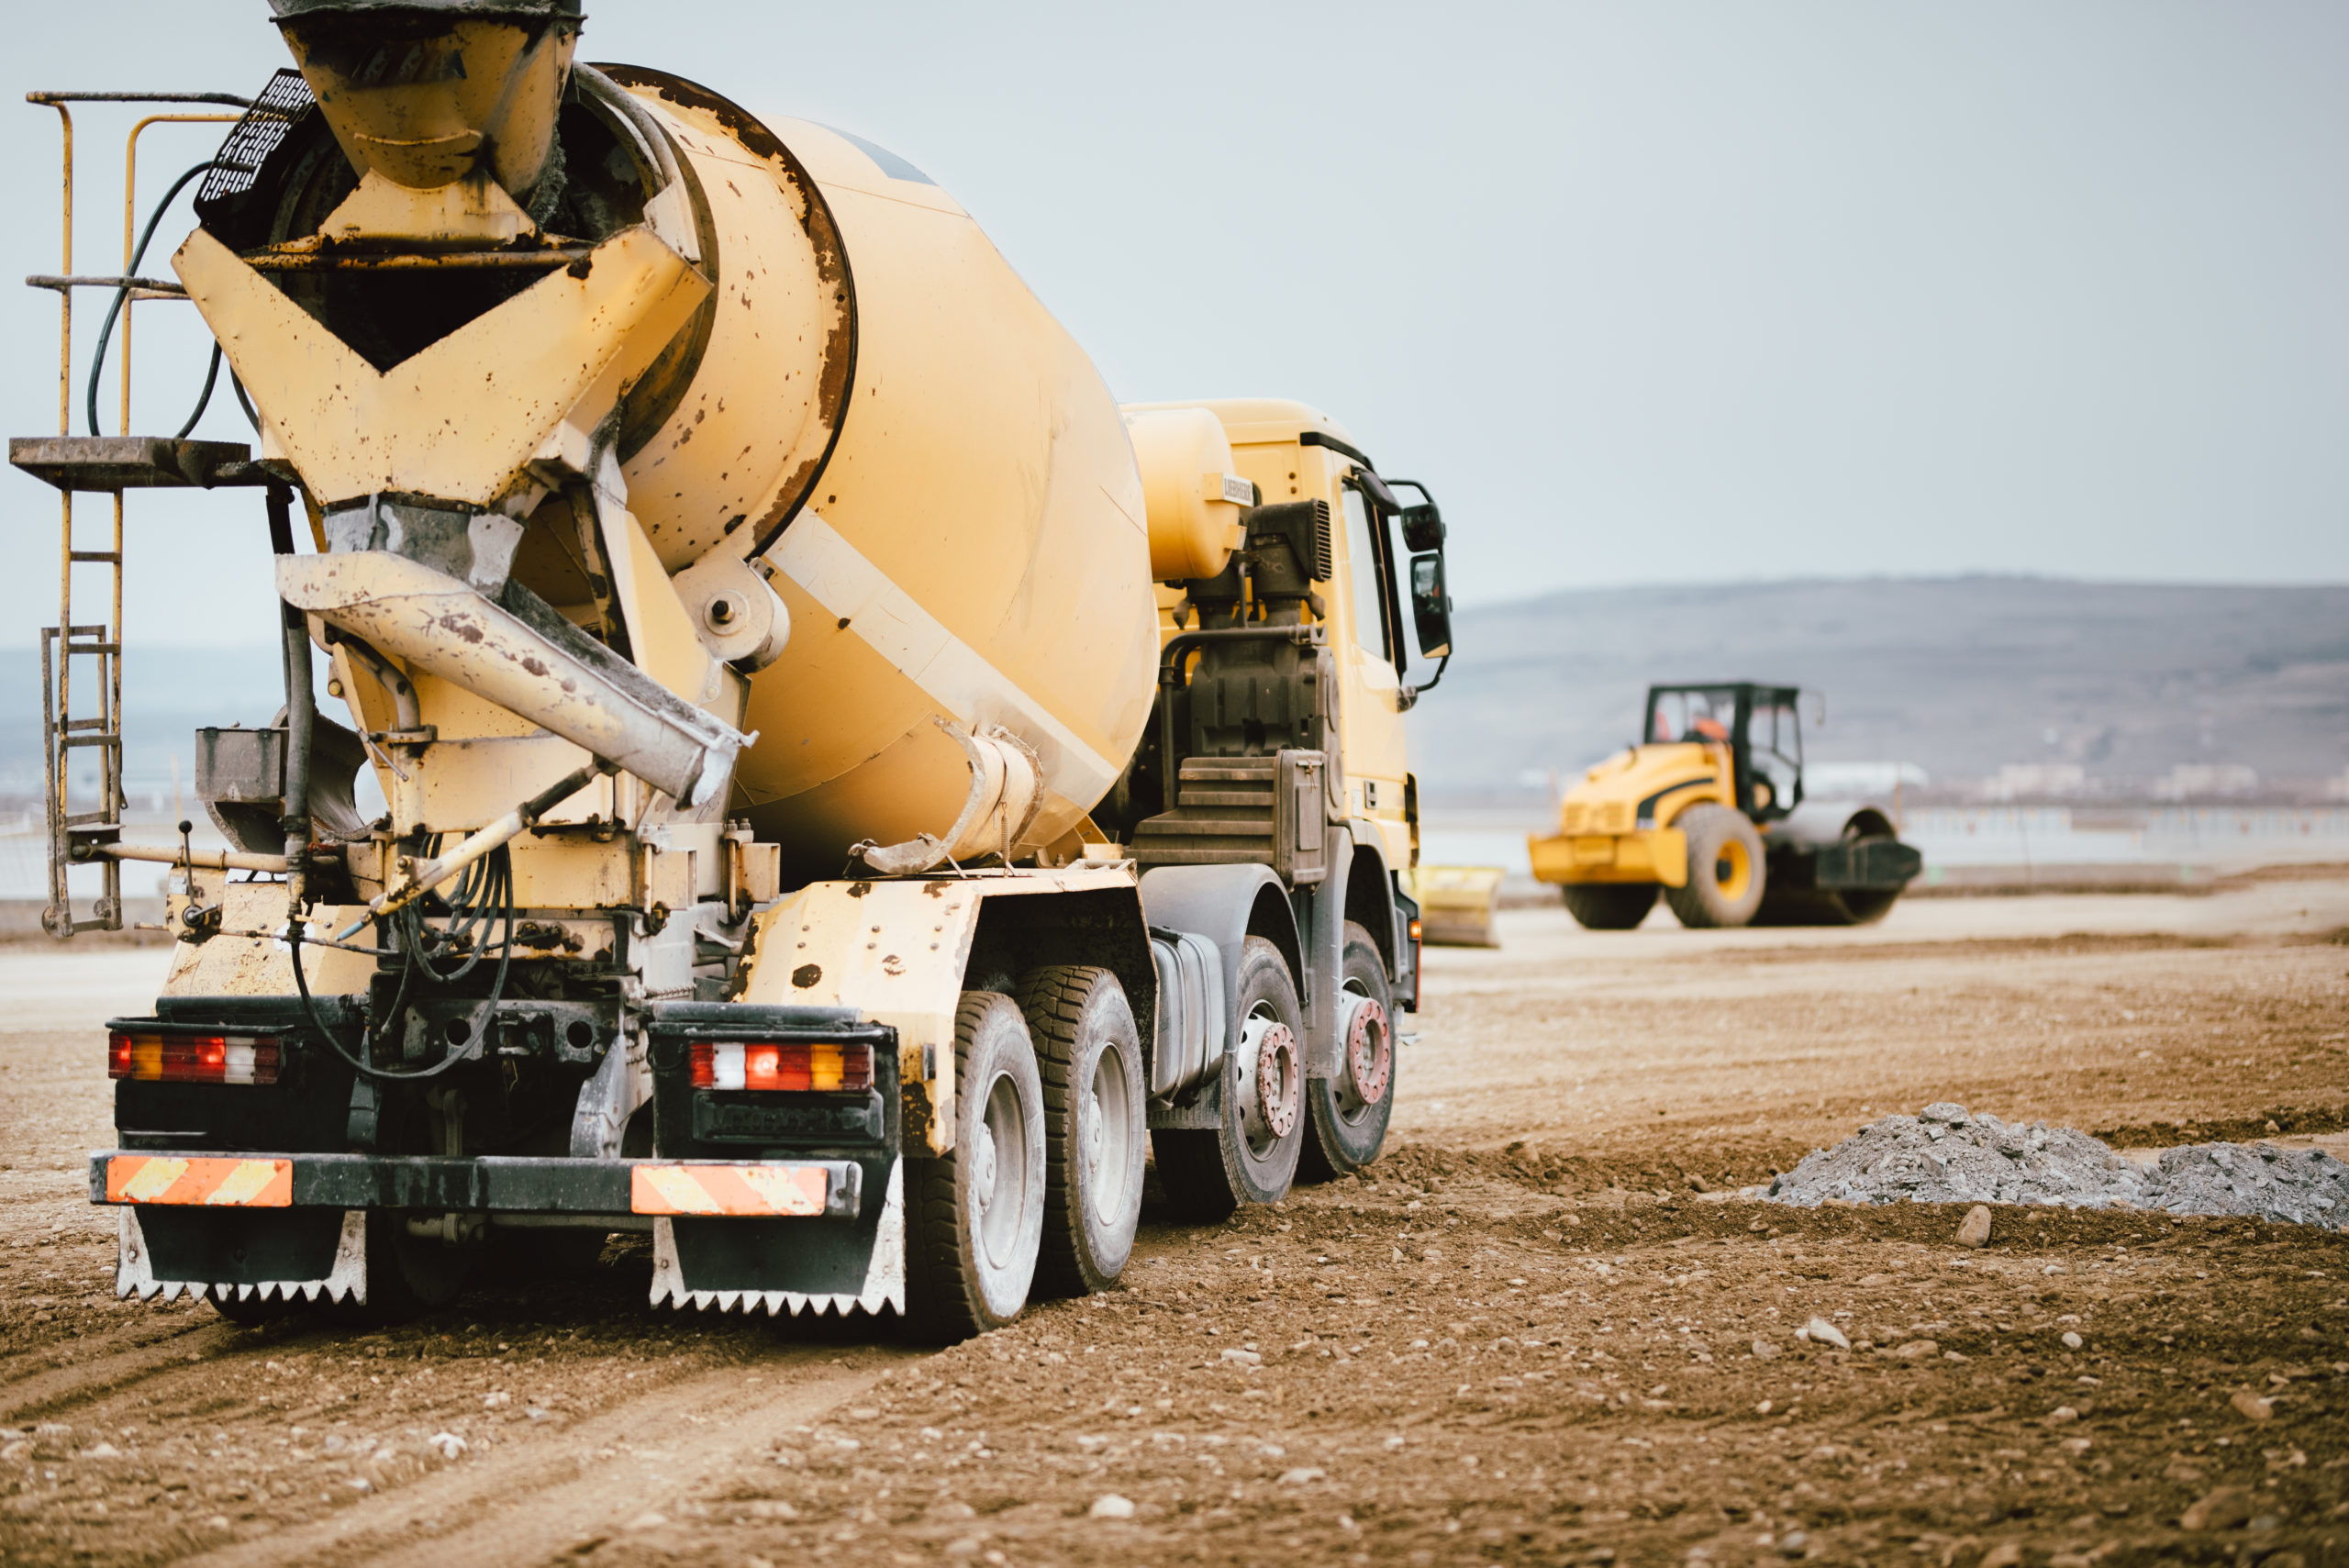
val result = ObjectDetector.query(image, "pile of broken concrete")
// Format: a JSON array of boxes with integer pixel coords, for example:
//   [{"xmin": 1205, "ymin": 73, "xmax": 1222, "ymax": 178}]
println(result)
[{"xmin": 1765, "ymin": 1103, "xmax": 2349, "ymax": 1229}]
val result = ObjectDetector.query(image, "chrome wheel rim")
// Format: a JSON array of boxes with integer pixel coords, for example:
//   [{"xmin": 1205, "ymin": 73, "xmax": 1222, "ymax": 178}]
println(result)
[
  {"xmin": 1085, "ymin": 1038, "xmax": 1135, "ymax": 1228},
  {"xmin": 974, "ymin": 1071, "xmax": 1029, "ymax": 1273}
]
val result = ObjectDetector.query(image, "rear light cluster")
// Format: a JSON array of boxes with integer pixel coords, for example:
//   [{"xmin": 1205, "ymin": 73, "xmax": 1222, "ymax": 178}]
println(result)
[
  {"xmin": 108, "ymin": 1030, "xmax": 282, "ymax": 1085},
  {"xmin": 688, "ymin": 1040, "xmax": 874, "ymax": 1093}
]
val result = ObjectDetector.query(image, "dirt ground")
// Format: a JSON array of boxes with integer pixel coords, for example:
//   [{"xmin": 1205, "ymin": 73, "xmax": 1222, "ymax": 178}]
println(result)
[{"xmin": 4, "ymin": 881, "xmax": 2347, "ymax": 1568}]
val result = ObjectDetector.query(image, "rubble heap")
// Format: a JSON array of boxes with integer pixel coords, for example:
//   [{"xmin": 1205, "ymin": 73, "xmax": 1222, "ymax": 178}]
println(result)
[{"xmin": 1765, "ymin": 1103, "xmax": 2349, "ymax": 1229}]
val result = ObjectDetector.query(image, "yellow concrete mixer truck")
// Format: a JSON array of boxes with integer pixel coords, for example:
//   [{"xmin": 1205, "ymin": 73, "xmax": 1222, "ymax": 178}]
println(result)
[{"xmin": 9, "ymin": 1, "xmax": 1459, "ymax": 1338}]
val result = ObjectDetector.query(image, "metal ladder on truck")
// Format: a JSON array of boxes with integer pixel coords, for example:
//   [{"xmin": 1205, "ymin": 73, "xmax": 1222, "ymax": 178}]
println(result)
[{"xmin": 11, "ymin": 83, "xmax": 305, "ymax": 935}]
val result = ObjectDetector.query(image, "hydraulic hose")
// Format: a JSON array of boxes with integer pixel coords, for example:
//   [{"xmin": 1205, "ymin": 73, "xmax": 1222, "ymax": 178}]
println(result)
[
  {"xmin": 84, "ymin": 161, "xmax": 212, "ymax": 439},
  {"xmin": 267, "ymin": 484, "xmax": 314, "ymax": 914}
]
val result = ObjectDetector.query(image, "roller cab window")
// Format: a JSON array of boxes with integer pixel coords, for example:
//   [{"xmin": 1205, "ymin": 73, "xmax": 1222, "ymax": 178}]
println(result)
[
  {"xmin": 1747, "ymin": 695, "xmax": 1802, "ymax": 818},
  {"xmin": 1647, "ymin": 686, "xmax": 1738, "ymax": 745}
]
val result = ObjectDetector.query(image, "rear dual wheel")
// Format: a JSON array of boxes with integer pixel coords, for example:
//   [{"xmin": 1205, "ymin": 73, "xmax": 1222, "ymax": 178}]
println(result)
[
  {"xmin": 1017, "ymin": 965, "xmax": 1147, "ymax": 1297},
  {"xmin": 906, "ymin": 993, "xmax": 1048, "ymax": 1341}
]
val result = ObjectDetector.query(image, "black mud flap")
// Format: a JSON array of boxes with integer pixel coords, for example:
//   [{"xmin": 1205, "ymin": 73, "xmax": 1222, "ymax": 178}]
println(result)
[
  {"xmin": 642, "ymin": 1003, "xmax": 906, "ymax": 1317},
  {"xmin": 115, "ymin": 1207, "xmax": 367, "ymax": 1306}
]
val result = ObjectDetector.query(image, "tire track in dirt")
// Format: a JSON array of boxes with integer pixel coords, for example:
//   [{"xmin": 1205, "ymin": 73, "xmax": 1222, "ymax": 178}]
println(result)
[
  {"xmin": 0, "ymin": 1318, "xmax": 244, "ymax": 1425},
  {"xmin": 173, "ymin": 1347, "xmax": 911, "ymax": 1568}
]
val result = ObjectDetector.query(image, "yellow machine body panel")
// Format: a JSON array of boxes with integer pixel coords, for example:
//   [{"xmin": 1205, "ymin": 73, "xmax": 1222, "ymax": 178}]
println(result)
[{"xmin": 1527, "ymin": 740, "xmax": 1731, "ymax": 887}]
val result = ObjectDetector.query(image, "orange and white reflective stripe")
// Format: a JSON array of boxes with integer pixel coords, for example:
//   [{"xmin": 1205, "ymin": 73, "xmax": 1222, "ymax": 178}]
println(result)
[
  {"xmin": 104, "ymin": 1156, "xmax": 293, "ymax": 1207},
  {"xmin": 629, "ymin": 1163, "xmax": 829, "ymax": 1218}
]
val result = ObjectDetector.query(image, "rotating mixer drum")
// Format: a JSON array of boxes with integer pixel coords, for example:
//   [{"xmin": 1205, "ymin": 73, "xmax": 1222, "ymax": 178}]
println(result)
[
  {"xmin": 601, "ymin": 72, "xmax": 1160, "ymax": 876},
  {"xmin": 185, "ymin": 41, "xmax": 1158, "ymax": 878}
]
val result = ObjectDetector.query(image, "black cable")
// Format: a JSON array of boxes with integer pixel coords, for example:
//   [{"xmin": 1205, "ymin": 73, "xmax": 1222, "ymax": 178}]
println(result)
[
  {"xmin": 84, "ymin": 160, "xmax": 213, "ymax": 439},
  {"xmin": 173, "ymin": 343, "xmax": 223, "ymax": 440},
  {"xmin": 289, "ymin": 919, "xmax": 467, "ymax": 1083},
  {"xmin": 284, "ymin": 844, "xmax": 519, "ymax": 1084},
  {"xmin": 229, "ymin": 370, "xmax": 261, "ymax": 433}
]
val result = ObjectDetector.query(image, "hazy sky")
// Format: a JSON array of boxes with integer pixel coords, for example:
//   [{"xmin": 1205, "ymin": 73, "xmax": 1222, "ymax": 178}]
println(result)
[{"xmin": 5, "ymin": 1, "xmax": 2343, "ymax": 648}]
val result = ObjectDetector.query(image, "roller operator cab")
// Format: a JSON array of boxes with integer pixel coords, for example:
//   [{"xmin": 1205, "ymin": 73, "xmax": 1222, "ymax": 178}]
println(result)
[
  {"xmin": 12, "ymin": 2, "xmax": 1458, "ymax": 1337},
  {"xmin": 1529, "ymin": 684, "xmax": 1922, "ymax": 930}
]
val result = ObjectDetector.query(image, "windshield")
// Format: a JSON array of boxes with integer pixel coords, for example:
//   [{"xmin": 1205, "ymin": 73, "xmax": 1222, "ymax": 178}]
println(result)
[{"xmin": 1646, "ymin": 686, "xmax": 1739, "ymax": 745}]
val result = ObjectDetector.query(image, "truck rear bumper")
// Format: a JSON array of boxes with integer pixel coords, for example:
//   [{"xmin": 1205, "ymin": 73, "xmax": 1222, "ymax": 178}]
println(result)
[{"xmin": 91, "ymin": 1151, "xmax": 862, "ymax": 1220}]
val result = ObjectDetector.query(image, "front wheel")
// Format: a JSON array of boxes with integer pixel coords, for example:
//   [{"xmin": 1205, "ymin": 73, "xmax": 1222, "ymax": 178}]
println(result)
[
  {"xmin": 1663, "ymin": 806, "xmax": 1767, "ymax": 929},
  {"xmin": 1153, "ymin": 937, "xmax": 1306, "ymax": 1220},
  {"xmin": 905, "ymin": 992, "xmax": 1046, "ymax": 1341},
  {"xmin": 1561, "ymin": 883, "xmax": 1658, "ymax": 930},
  {"xmin": 1298, "ymin": 922, "xmax": 1397, "ymax": 1181},
  {"xmin": 1017, "ymin": 965, "xmax": 1146, "ymax": 1297}
]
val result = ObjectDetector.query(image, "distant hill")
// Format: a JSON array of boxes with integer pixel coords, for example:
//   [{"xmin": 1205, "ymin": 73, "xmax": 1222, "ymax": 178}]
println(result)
[
  {"xmin": 1408, "ymin": 577, "xmax": 2349, "ymax": 798},
  {"xmin": 0, "ymin": 644, "xmax": 289, "ymax": 801},
  {"xmin": 3, "ymin": 576, "xmax": 2343, "ymax": 805}
]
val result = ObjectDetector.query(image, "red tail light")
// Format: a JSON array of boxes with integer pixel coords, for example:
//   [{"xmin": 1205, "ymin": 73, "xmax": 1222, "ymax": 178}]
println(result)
[
  {"xmin": 688, "ymin": 1040, "xmax": 874, "ymax": 1093},
  {"xmin": 107, "ymin": 1030, "xmax": 280, "ymax": 1085}
]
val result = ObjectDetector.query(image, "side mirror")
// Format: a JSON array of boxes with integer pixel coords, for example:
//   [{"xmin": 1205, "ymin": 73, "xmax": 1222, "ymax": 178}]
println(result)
[
  {"xmin": 1408, "ymin": 551, "xmax": 1453, "ymax": 659},
  {"xmin": 1400, "ymin": 501, "xmax": 1444, "ymax": 553}
]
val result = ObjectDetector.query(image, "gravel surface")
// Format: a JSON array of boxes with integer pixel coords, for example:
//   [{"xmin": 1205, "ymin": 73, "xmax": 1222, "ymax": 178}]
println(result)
[{"xmin": 5, "ymin": 895, "xmax": 2347, "ymax": 1566}]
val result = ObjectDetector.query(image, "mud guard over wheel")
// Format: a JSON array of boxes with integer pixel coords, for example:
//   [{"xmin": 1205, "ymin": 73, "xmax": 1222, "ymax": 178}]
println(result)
[{"xmin": 904, "ymin": 992, "xmax": 1046, "ymax": 1341}]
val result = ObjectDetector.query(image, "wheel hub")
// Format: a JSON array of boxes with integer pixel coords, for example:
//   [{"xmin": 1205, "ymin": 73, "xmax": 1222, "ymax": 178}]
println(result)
[
  {"xmin": 1236, "ymin": 1015, "xmax": 1299, "ymax": 1147},
  {"xmin": 1341, "ymin": 992, "xmax": 1391, "ymax": 1108},
  {"xmin": 971, "ymin": 1120, "xmax": 998, "ymax": 1211}
]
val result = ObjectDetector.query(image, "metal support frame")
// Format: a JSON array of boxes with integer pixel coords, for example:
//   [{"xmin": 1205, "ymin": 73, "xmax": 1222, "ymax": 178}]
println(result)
[{"xmin": 26, "ymin": 92, "xmax": 244, "ymax": 936}]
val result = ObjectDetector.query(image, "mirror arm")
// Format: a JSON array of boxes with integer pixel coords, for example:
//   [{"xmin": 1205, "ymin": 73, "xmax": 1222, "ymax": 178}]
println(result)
[{"xmin": 1408, "ymin": 653, "xmax": 1449, "ymax": 699}]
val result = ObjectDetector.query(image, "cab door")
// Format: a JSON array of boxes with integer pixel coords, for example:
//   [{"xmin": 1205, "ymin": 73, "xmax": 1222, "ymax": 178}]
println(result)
[{"xmin": 1328, "ymin": 456, "xmax": 1413, "ymax": 871}]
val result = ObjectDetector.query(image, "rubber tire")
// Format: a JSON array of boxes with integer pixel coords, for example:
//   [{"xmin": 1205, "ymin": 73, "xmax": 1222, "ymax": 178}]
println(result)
[
  {"xmin": 1297, "ymin": 922, "xmax": 1397, "ymax": 1182},
  {"xmin": 482, "ymin": 1226, "xmax": 609, "ymax": 1283},
  {"xmin": 1152, "ymin": 936, "xmax": 1307, "ymax": 1222},
  {"xmin": 208, "ymin": 1290, "xmax": 301, "ymax": 1328},
  {"xmin": 1663, "ymin": 806, "xmax": 1767, "ymax": 929},
  {"xmin": 904, "ymin": 992, "xmax": 1046, "ymax": 1342},
  {"xmin": 321, "ymin": 1213, "xmax": 473, "ymax": 1326},
  {"xmin": 1016, "ymin": 965, "xmax": 1146, "ymax": 1297},
  {"xmin": 1835, "ymin": 886, "xmax": 1900, "ymax": 925},
  {"xmin": 1561, "ymin": 883, "xmax": 1658, "ymax": 930},
  {"xmin": 1754, "ymin": 884, "xmax": 1902, "ymax": 927}
]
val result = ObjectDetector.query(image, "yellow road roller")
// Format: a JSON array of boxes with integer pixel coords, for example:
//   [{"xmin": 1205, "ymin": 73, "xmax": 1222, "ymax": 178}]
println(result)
[{"xmin": 1529, "ymin": 683, "xmax": 1922, "ymax": 929}]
